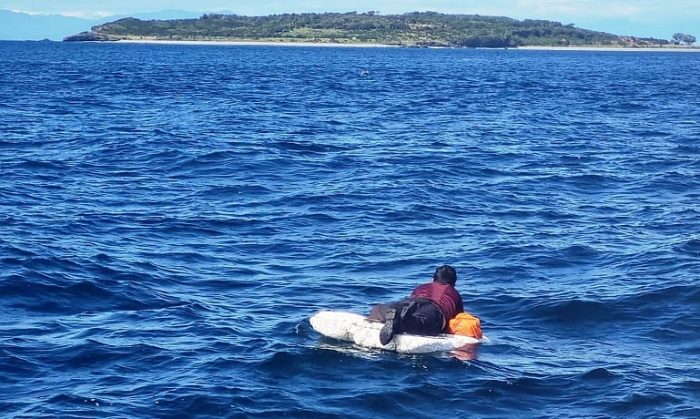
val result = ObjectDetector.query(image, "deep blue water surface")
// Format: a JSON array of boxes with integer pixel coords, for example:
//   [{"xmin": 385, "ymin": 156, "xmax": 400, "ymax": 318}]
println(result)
[{"xmin": 1, "ymin": 41, "xmax": 699, "ymax": 418}]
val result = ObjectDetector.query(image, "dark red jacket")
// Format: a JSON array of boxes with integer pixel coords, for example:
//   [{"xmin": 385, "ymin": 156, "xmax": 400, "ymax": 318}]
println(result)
[{"xmin": 411, "ymin": 281, "xmax": 464, "ymax": 322}]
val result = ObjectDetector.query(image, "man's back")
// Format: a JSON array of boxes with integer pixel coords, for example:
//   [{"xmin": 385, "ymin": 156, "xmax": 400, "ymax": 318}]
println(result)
[{"xmin": 411, "ymin": 281, "xmax": 464, "ymax": 323}]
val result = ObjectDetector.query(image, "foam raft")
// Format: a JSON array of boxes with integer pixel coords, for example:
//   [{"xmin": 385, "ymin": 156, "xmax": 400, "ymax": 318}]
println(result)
[{"xmin": 310, "ymin": 310, "xmax": 487, "ymax": 354}]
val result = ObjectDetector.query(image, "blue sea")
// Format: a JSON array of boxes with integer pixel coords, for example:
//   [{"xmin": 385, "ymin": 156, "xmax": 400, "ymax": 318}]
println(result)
[{"xmin": 1, "ymin": 41, "xmax": 699, "ymax": 418}]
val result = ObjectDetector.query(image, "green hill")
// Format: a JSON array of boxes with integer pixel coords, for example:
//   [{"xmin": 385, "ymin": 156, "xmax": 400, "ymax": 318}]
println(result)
[{"xmin": 64, "ymin": 11, "xmax": 669, "ymax": 47}]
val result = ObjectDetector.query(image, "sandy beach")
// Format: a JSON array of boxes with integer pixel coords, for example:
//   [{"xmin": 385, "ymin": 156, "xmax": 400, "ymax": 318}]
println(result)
[
  {"xmin": 516, "ymin": 45, "xmax": 700, "ymax": 52},
  {"xmin": 113, "ymin": 39, "xmax": 700, "ymax": 52},
  {"xmin": 115, "ymin": 39, "xmax": 398, "ymax": 48}
]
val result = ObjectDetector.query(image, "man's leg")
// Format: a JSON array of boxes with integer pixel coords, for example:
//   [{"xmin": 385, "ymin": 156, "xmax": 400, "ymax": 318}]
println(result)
[
  {"xmin": 377, "ymin": 299, "xmax": 414, "ymax": 345},
  {"xmin": 368, "ymin": 303, "xmax": 396, "ymax": 323},
  {"xmin": 400, "ymin": 300, "xmax": 444, "ymax": 336}
]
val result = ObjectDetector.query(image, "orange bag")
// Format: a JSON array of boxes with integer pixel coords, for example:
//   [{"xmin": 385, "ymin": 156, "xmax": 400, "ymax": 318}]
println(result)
[{"xmin": 448, "ymin": 312, "xmax": 483, "ymax": 339}]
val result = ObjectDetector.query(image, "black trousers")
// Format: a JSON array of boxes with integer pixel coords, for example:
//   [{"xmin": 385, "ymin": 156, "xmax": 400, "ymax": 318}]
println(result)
[{"xmin": 368, "ymin": 297, "xmax": 445, "ymax": 336}]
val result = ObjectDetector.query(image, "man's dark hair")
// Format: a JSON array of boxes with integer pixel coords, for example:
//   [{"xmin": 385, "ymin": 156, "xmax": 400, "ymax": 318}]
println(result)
[{"xmin": 433, "ymin": 265, "xmax": 457, "ymax": 287}]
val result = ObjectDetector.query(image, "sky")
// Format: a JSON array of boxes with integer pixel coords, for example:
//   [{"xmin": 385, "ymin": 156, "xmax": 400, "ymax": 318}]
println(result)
[{"xmin": 3, "ymin": 0, "xmax": 699, "ymax": 39}]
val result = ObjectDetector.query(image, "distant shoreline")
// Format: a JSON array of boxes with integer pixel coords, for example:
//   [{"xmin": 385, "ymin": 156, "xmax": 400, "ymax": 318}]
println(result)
[
  {"xmin": 517, "ymin": 45, "xmax": 700, "ymax": 53},
  {"xmin": 114, "ymin": 39, "xmax": 398, "ymax": 48},
  {"xmin": 113, "ymin": 39, "xmax": 700, "ymax": 52}
]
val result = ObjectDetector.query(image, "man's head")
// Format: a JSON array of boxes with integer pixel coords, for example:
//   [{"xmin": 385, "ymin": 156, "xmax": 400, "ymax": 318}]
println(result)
[{"xmin": 433, "ymin": 265, "xmax": 457, "ymax": 287}]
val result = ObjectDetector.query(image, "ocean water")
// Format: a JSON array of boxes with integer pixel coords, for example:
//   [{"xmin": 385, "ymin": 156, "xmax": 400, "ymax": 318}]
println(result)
[{"xmin": 1, "ymin": 41, "xmax": 699, "ymax": 418}]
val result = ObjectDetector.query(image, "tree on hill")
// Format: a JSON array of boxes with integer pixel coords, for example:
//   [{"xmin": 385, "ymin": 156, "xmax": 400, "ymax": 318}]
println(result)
[{"xmin": 672, "ymin": 32, "xmax": 696, "ymax": 45}]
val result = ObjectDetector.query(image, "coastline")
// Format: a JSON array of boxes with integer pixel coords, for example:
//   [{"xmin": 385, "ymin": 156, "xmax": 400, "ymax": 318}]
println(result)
[
  {"xmin": 114, "ymin": 39, "xmax": 399, "ymax": 48},
  {"xmin": 516, "ymin": 45, "xmax": 700, "ymax": 52},
  {"xmin": 111, "ymin": 39, "xmax": 700, "ymax": 52}
]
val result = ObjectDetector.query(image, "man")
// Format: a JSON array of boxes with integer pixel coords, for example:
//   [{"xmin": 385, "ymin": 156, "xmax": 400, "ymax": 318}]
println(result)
[{"xmin": 368, "ymin": 265, "xmax": 464, "ymax": 345}]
